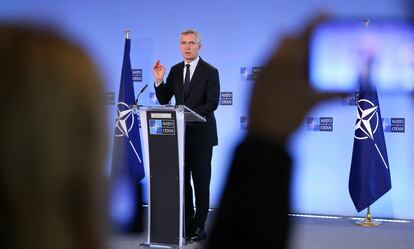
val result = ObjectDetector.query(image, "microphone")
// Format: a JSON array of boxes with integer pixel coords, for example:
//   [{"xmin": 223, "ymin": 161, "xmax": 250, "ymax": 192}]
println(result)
[{"xmin": 135, "ymin": 84, "xmax": 148, "ymax": 105}]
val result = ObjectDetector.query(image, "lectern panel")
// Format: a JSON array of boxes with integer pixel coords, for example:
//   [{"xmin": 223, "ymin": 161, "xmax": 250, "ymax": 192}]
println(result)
[{"xmin": 147, "ymin": 110, "xmax": 180, "ymax": 245}]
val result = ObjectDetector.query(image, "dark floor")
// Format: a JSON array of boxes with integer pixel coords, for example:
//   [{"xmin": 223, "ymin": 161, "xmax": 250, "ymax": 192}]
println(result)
[
  {"xmin": 288, "ymin": 215, "xmax": 413, "ymax": 249},
  {"xmin": 108, "ymin": 210, "xmax": 414, "ymax": 249}
]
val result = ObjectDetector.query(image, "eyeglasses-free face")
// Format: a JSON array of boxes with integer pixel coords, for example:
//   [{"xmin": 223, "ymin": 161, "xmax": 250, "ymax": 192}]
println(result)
[{"xmin": 180, "ymin": 34, "xmax": 201, "ymax": 63}]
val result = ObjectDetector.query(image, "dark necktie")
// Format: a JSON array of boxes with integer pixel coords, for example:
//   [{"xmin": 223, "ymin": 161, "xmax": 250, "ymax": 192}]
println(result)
[{"xmin": 184, "ymin": 64, "xmax": 191, "ymax": 89}]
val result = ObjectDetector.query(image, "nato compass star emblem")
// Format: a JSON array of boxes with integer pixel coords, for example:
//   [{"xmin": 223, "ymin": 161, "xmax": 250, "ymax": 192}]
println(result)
[
  {"xmin": 242, "ymin": 68, "xmax": 250, "ymax": 79},
  {"xmin": 149, "ymin": 92, "xmax": 159, "ymax": 105},
  {"xmin": 114, "ymin": 102, "xmax": 142, "ymax": 163},
  {"xmin": 115, "ymin": 102, "xmax": 136, "ymax": 138},
  {"xmin": 354, "ymin": 98, "xmax": 388, "ymax": 169},
  {"xmin": 240, "ymin": 67, "xmax": 252, "ymax": 80}
]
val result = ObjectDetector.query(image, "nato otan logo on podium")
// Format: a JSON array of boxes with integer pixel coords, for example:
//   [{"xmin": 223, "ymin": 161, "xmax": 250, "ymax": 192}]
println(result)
[{"xmin": 149, "ymin": 119, "xmax": 175, "ymax": 136}]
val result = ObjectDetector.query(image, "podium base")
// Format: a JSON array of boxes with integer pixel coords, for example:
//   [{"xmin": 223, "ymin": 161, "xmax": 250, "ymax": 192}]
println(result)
[{"xmin": 139, "ymin": 242, "xmax": 182, "ymax": 249}]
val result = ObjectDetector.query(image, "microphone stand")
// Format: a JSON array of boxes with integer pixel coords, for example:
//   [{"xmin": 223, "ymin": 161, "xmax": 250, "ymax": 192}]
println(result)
[{"xmin": 131, "ymin": 83, "xmax": 148, "ymax": 111}]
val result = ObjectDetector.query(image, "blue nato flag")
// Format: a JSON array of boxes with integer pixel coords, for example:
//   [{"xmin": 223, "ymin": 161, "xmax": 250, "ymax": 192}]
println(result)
[
  {"xmin": 110, "ymin": 36, "xmax": 144, "ymax": 232},
  {"xmin": 349, "ymin": 57, "xmax": 391, "ymax": 212},
  {"xmin": 111, "ymin": 36, "xmax": 144, "ymax": 182}
]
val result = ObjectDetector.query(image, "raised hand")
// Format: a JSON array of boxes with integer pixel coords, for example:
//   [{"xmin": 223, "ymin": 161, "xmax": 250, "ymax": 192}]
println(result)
[
  {"xmin": 153, "ymin": 60, "xmax": 166, "ymax": 84},
  {"xmin": 248, "ymin": 14, "xmax": 343, "ymax": 142}
]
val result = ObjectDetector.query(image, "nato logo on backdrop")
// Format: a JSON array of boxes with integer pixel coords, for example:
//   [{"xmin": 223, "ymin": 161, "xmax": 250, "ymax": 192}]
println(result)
[
  {"xmin": 383, "ymin": 118, "xmax": 405, "ymax": 133},
  {"xmin": 132, "ymin": 69, "xmax": 142, "ymax": 82},
  {"xmin": 307, "ymin": 117, "xmax": 334, "ymax": 131},
  {"xmin": 240, "ymin": 116, "xmax": 248, "ymax": 130},
  {"xmin": 149, "ymin": 92, "xmax": 171, "ymax": 105},
  {"xmin": 105, "ymin": 91, "xmax": 115, "ymax": 105},
  {"xmin": 342, "ymin": 92, "xmax": 359, "ymax": 106},
  {"xmin": 149, "ymin": 92, "xmax": 159, "ymax": 105},
  {"xmin": 220, "ymin": 92, "xmax": 233, "ymax": 105},
  {"xmin": 240, "ymin": 67, "xmax": 263, "ymax": 81}
]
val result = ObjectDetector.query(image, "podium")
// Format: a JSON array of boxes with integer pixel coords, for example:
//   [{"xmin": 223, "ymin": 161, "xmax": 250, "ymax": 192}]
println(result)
[{"xmin": 139, "ymin": 105, "xmax": 206, "ymax": 248}]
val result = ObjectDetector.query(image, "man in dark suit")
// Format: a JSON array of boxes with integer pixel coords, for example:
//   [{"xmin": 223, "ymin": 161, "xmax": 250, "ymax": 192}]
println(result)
[{"xmin": 152, "ymin": 29, "xmax": 220, "ymax": 242}]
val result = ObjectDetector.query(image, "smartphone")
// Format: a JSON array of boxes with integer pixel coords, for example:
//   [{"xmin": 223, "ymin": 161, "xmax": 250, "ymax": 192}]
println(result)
[{"xmin": 309, "ymin": 19, "xmax": 414, "ymax": 93}]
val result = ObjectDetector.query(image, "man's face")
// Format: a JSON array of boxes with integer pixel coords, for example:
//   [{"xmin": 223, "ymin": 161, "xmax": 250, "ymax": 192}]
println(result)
[{"xmin": 180, "ymin": 33, "xmax": 201, "ymax": 63}]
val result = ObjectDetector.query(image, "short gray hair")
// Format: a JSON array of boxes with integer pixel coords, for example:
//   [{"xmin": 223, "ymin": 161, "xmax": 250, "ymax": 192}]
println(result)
[{"xmin": 180, "ymin": 29, "xmax": 201, "ymax": 44}]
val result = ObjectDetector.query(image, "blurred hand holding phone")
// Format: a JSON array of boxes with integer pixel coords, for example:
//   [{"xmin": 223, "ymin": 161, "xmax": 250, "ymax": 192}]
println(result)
[{"xmin": 309, "ymin": 19, "xmax": 414, "ymax": 93}]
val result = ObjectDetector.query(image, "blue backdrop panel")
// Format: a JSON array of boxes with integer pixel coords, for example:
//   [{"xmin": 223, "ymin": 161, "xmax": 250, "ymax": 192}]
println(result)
[{"xmin": 1, "ymin": 0, "xmax": 413, "ymax": 219}]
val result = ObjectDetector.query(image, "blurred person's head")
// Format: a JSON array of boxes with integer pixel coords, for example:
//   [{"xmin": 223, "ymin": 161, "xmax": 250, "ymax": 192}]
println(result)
[{"xmin": 0, "ymin": 24, "xmax": 107, "ymax": 249}]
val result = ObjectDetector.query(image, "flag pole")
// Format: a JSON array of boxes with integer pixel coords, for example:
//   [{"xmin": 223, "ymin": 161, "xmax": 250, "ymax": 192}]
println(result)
[
  {"xmin": 356, "ymin": 206, "xmax": 381, "ymax": 226},
  {"xmin": 354, "ymin": 19, "xmax": 381, "ymax": 227}
]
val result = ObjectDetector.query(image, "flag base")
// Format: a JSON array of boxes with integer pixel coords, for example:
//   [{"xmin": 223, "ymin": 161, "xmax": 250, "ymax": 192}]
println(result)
[
  {"xmin": 355, "ymin": 206, "xmax": 381, "ymax": 227},
  {"xmin": 356, "ymin": 218, "xmax": 381, "ymax": 227}
]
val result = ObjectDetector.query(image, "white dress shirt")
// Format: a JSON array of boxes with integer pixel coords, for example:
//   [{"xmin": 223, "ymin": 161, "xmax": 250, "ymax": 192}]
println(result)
[
  {"xmin": 183, "ymin": 56, "xmax": 200, "ymax": 84},
  {"xmin": 154, "ymin": 56, "xmax": 200, "ymax": 87}
]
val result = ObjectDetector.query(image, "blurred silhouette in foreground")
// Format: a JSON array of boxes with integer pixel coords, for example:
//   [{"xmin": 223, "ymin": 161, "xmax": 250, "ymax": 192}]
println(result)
[
  {"xmin": 205, "ymin": 15, "xmax": 340, "ymax": 249},
  {"xmin": 0, "ymin": 24, "xmax": 108, "ymax": 249}
]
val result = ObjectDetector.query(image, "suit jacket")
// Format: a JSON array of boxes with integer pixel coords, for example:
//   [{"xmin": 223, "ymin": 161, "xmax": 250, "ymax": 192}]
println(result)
[{"xmin": 155, "ymin": 57, "xmax": 220, "ymax": 147}]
